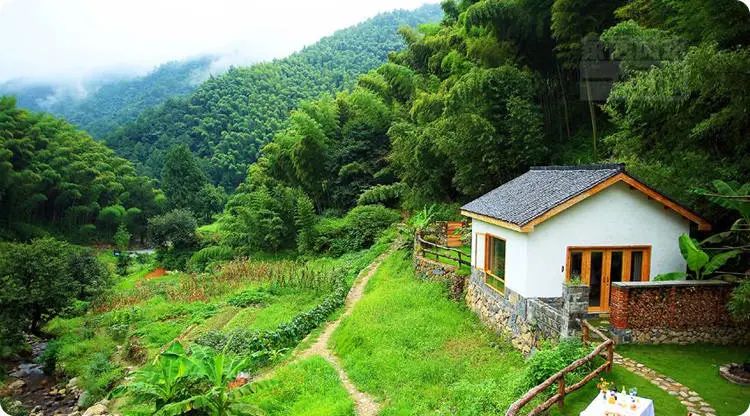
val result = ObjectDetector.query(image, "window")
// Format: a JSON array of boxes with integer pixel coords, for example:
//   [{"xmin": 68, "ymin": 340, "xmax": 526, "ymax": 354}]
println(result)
[{"xmin": 484, "ymin": 235, "xmax": 506, "ymax": 292}]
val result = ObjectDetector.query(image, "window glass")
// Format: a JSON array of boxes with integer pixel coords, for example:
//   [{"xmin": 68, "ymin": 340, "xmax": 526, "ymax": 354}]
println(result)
[
  {"xmin": 485, "ymin": 236, "xmax": 506, "ymax": 291},
  {"xmin": 570, "ymin": 251, "xmax": 583, "ymax": 281},
  {"xmin": 630, "ymin": 251, "xmax": 643, "ymax": 281}
]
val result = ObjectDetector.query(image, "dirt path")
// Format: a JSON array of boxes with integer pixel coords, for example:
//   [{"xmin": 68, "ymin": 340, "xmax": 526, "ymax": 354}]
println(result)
[{"xmin": 293, "ymin": 240, "xmax": 398, "ymax": 416}]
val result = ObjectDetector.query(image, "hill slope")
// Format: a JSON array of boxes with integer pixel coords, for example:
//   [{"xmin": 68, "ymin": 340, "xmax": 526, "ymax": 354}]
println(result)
[
  {"xmin": 105, "ymin": 4, "xmax": 443, "ymax": 188},
  {"xmin": 0, "ymin": 57, "xmax": 216, "ymax": 138},
  {"xmin": 0, "ymin": 97, "xmax": 162, "ymax": 242}
]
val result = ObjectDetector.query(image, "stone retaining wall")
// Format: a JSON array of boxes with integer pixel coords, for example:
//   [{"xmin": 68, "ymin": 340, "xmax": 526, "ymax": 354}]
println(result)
[
  {"xmin": 413, "ymin": 254, "xmax": 466, "ymax": 301},
  {"xmin": 610, "ymin": 280, "xmax": 750, "ymax": 344},
  {"xmin": 465, "ymin": 269, "xmax": 588, "ymax": 354}
]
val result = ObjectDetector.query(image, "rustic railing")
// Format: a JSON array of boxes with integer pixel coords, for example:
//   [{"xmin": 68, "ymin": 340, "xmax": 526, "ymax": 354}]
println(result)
[
  {"xmin": 416, "ymin": 234, "xmax": 471, "ymax": 267},
  {"xmin": 505, "ymin": 319, "xmax": 614, "ymax": 416}
]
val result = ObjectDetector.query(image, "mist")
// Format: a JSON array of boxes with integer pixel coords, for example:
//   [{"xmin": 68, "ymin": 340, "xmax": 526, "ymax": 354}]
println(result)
[{"xmin": 0, "ymin": 0, "xmax": 438, "ymax": 84}]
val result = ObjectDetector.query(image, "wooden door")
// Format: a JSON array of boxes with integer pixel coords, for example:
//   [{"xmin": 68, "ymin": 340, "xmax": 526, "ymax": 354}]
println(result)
[{"xmin": 566, "ymin": 246, "xmax": 651, "ymax": 313}]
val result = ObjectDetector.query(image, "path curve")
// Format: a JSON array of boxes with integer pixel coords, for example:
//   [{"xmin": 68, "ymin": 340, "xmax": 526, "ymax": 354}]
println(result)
[
  {"xmin": 614, "ymin": 353, "xmax": 717, "ymax": 416},
  {"xmin": 297, "ymin": 241, "xmax": 400, "ymax": 416}
]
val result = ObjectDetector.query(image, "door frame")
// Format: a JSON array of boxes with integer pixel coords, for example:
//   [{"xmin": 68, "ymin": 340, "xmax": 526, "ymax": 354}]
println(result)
[{"xmin": 565, "ymin": 245, "xmax": 651, "ymax": 313}]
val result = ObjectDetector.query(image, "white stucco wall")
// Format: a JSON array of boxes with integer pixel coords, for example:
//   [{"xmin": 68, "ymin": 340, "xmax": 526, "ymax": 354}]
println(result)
[
  {"xmin": 470, "ymin": 182, "xmax": 690, "ymax": 298},
  {"xmin": 470, "ymin": 219, "xmax": 528, "ymax": 296}
]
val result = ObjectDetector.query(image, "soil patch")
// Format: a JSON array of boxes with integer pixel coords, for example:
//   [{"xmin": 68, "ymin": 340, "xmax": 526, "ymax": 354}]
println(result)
[{"xmin": 145, "ymin": 267, "xmax": 167, "ymax": 279}]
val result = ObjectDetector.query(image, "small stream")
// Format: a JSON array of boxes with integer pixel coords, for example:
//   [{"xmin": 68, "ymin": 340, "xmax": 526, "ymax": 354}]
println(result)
[{"xmin": 2, "ymin": 337, "xmax": 80, "ymax": 416}]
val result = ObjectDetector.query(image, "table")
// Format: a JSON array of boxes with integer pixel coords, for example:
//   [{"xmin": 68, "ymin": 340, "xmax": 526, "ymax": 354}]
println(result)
[{"xmin": 580, "ymin": 392, "xmax": 655, "ymax": 416}]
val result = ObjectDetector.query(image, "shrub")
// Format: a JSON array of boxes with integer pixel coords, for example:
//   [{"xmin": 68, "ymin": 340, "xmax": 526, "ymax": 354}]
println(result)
[
  {"xmin": 188, "ymin": 245, "xmax": 234, "ymax": 272},
  {"xmin": 157, "ymin": 247, "xmax": 195, "ymax": 271},
  {"xmin": 518, "ymin": 338, "xmax": 592, "ymax": 395},
  {"xmin": 116, "ymin": 254, "xmax": 130, "ymax": 276},
  {"xmin": 729, "ymin": 280, "xmax": 750, "ymax": 321},
  {"xmin": 227, "ymin": 289, "xmax": 272, "ymax": 308},
  {"xmin": 313, "ymin": 205, "xmax": 399, "ymax": 255},
  {"xmin": 81, "ymin": 352, "xmax": 124, "ymax": 402},
  {"xmin": 38, "ymin": 340, "xmax": 60, "ymax": 374}
]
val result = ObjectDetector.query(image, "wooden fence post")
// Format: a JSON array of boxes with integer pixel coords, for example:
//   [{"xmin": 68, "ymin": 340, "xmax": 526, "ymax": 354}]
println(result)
[
  {"xmin": 606, "ymin": 342, "xmax": 614, "ymax": 372},
  {"xmin": 582, "ymin": 323, "xmax": 589, "ymax": 344},
  {"xmin": 557, "ymin": 377, "xmax": 566, "ymax": 410}
]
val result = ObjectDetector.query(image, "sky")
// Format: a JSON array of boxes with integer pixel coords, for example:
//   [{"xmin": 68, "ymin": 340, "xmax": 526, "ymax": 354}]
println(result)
[{"xmin": 0, "ymin": 0, "xmax": 437, "ymax": 83}]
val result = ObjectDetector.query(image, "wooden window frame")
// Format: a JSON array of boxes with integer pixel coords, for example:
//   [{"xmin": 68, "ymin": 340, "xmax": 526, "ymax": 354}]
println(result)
[
  {"xmin": 484, "ymin": 234, "xmax": 507, "ymax": 293},
  {"xmin": 565, "ymin": 245, "xmax": 652, "ymax": 313}
]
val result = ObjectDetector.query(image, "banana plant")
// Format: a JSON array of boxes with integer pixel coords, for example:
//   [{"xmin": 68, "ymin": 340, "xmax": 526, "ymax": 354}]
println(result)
[
  {"xmin": 111, "ymin": 342, "xmax": 192, "ymax": 411},
  {"xmin": 678, "ymin": 233, "xmax": 740, "ymax": 280},
  {"xmin": 158, "ymin": 345, "xmax": 260, "ymax": 416},
  {"xmin": 113, "ymin": 342, "xmax": 261, "ymax": 416}
]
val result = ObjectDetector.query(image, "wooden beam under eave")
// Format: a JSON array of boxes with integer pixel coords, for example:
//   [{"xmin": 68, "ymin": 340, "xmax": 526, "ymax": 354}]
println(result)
[{"xmin": 460, "ymin": 210, "xmax": 526, "ymax": 233}]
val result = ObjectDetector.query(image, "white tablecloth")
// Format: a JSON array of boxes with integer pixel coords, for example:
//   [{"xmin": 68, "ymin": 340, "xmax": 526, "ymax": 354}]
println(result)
[{"xmin": 580, "ymin": 393, "xmax": 655, "ymax": 416}]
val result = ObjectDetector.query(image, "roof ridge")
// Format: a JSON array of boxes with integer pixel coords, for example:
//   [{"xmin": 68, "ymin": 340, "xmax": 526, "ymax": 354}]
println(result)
[{"xmin": 530, "ymin": 163, "xmax": 625, "ymax": 171}]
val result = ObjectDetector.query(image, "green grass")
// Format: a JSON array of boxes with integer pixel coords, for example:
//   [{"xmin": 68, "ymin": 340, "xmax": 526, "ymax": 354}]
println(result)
[
  {"xmin": 331, "ymin": 250, "xmax": 528, "ymax": 415},
  {"xmin": 548, "ymin": 364, "xmax": 687, "ymax": 415},
  {"xmin": 224, "ymin": 290, "xmax": 324, "ymax": 331},
  {"xmin": 248, "ymin": 356, "xmax": 354, "ymax": 416},
  {"xmin": 617, "ymin": 343, "xmax": 750, "ymax": 415},
  {"xmin": 421, "ymin": 244, "xmax": 472, "ymax": 275}
]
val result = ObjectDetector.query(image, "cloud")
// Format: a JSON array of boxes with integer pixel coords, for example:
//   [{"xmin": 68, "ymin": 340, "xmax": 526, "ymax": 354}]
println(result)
[{"xmin": 0, "ymin": 0, "xmax": 438, "ymax": 83}]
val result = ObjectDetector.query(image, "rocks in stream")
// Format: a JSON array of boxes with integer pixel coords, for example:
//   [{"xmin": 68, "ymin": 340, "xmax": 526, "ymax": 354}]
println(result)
[{"xmin": 0, "ymin": 379, "xmax": 26, "ymax": 396}]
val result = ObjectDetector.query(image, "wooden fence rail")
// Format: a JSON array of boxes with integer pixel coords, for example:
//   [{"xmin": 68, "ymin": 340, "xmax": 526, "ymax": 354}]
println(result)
[
  {"xmin": 416, "ymin": 234, "xmax": 471, "ymax": 267},
  {"xmin": 505, "ymin": 319, "xmax": 614, "ymax": 416}
]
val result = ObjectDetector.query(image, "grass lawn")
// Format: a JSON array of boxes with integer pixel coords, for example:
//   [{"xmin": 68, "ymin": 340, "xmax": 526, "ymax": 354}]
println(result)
[
  {"xmin": 248, "ymin": 356, "xmax": 354, "ymax": 416},
  {"xmin": 548, "ymin": 364, "xmax": 687, "ymax": 415},
  {"xmin": 331, "ymin": 250, "xmax": 528, "ymax": 415},
  {"xmin": 617, "ymin": 343, "xmax": 750, "ymax": 415}
]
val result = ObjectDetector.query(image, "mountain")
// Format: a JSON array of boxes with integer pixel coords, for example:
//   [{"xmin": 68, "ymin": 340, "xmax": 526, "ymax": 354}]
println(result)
[
  {"xmin": 104, "ymin": 4, "xmax": 443, "ymax": 188},
  {"xmin": 0, "ymin": 57, "xmax": 217, "ymax": 138}
]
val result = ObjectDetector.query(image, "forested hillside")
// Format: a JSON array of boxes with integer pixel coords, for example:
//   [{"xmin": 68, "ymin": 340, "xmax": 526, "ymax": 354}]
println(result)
[
  {"xmin": 105, "ymin": 4, "xmax": 443, "ymax": 187},
  {"xmin": 0, "ymin": 97, "xmax": 164, "ymax": 242},
  {"xmin": 218, "ymin": 0, "xmax": 750, "ymax": 254},
  {"xmin": 0, "ymin": 57, "xmax": 215, "ymax": 138}
]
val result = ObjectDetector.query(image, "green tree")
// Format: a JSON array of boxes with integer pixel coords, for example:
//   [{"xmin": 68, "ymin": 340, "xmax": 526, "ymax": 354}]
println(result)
[
  {"xmin": 0, "ymin": 238, "xmax": 108, "ymax": 346},
  {"xmin": 148, "ymin": 209, "xmax": 198, "ymax": 250},
  {"xmin": 114, "ymin": 223, "xmax": 131, "ymax": 251},
  {"xmin": 161, "ymin": 144, "xmax": 209, "ymax": 212},
  {"xmin": 294, "ymin": 195, "xmax": 317, "ymax": 254}
]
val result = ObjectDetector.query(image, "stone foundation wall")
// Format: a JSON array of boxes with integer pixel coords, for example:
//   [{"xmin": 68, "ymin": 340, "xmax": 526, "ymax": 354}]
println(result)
[
  {"xmin": 464, "ymin": 269, "xmax": 588, "ymax": 354},
  {"xmin": 413, "ymin": 255, "xmax": 466, "ymax": 301},
  {"xmin": 610, "ymin": 280, "xmax": 750, "ymax": 344}
]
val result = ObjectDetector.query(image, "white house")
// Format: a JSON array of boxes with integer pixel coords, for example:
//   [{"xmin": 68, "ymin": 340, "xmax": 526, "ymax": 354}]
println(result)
[{"xmin": 461, "ymin": 164, "xmax": 711, "ymax": 314}]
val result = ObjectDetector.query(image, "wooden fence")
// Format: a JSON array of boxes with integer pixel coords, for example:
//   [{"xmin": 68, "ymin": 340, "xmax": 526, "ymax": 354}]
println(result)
[
  {"xmin": 505, "ymin": 320, "xmax": 614, "ymax": 416},
  {"xmin": 416, "ymin": 234, "xmax": 471, "ymax": 267}
]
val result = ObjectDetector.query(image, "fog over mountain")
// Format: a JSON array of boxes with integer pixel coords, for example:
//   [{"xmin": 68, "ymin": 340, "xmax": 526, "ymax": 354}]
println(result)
[{"xmin": 0, "ymin": 0, "xmax": 437, "ymax": 84}]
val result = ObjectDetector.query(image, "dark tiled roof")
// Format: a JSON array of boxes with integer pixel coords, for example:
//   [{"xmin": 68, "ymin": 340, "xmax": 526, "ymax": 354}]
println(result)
[{"xmin": 461, "ymin": 164, "xmax": 625, "ymax": 226}]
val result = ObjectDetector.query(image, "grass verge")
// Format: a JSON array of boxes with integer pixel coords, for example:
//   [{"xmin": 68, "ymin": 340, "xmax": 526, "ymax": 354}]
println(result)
[{"xmin": 248, "ymin": 356, "xmax": 354, "ymax": 416}]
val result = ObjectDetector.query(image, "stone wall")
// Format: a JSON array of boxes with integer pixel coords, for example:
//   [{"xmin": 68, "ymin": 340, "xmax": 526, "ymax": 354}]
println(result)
[
  {"xmin": 464, "ymin": 269, "xmax": 587, "ymax": 354},
  {"xmin": 413, "ymin": 254, "xmax": 466, "ymax": 301},
  {"xmin": 609, "ymin": 280, "xmax": 750, "ymax": 344}
]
